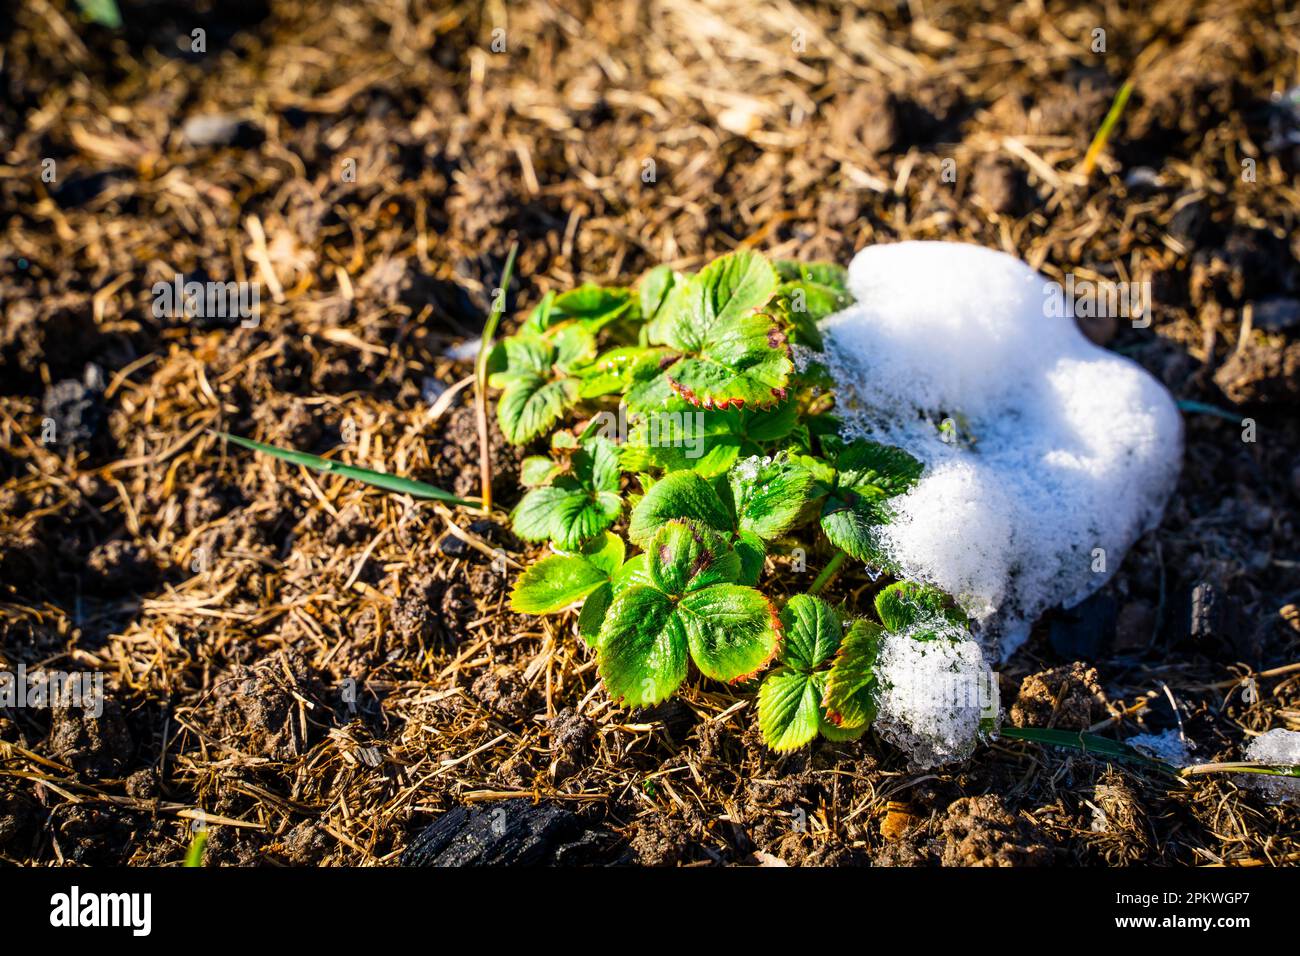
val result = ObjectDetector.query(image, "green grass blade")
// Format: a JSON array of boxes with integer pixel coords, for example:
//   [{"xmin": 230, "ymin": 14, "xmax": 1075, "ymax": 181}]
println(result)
[
  {"xmin": 1000, "ymin": 725, "xmax": 1172, "ymax": 771},
  {"xmin": 75, "ymin": 0, "xmax": 123, "ymax": 28},
  {"xmin": 183, "ymin": 829, "xmax": 208, "ymax": 867},
  {"xmin": 1181, "ymin": 761, "xmax": 1300, "ymax": 779},
  {"xmin": 216, "ymin": 432, "xmax": 478, "ymax": 507},
  {"xmin": 1177, "ymin": 399, "xmax": 1242, "ymax": 423},
  {"xmin": 1081, "ymin": 78, "xmax": 1133, "ymax": 175},
  {"xmin": 475, "ymin": 241, "xmax": 520, "ymax": 514},
  {"xmin": 478, "ymin": 242, "xmax": 520, "ymax": 374}
]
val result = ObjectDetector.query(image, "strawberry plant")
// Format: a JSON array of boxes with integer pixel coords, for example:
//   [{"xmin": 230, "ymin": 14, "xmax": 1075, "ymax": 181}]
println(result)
[{"xmin": 497, "ymin": 247, "xmax": 965, "ymax": 752}]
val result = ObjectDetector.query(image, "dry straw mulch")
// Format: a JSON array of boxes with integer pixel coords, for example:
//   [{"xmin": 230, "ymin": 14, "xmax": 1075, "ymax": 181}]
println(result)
[{"xmin": 1, "ymin": 0, "xmax": 1298, "ymax": 865}]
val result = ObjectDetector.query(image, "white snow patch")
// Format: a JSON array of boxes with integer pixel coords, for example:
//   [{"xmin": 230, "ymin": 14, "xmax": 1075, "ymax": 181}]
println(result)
[
  {"xmin": 1241, "ymin": 729, "xmax": 1300, "ymax": 803},
  {"xmin": 821, "ymin": 242, "xmax": 1183, "ymax": 659},
  {"xmin": 1127, "ymin": 729, "xmax": 1192, "ymax": 767},
  {"xmin": 873, "ymin": 621, "xmax": 999, "ymax": 769}
]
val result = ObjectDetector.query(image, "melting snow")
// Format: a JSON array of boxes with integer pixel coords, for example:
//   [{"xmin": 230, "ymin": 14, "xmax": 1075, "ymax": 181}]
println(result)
[
  {"xmin": 1242, "ymin": 729, "xmax": 1300, "ymax": 803},
  {"xmin": 1127, "ymin": 729, "xmax": 1192, "ymax": 766},
  {"xmin": 872, "ymin": 620, "xmax": 1000, "ymax": 769},
  {"xmin": 821, "ymin": 242, "xmax": 1183, "ymax": 659}
]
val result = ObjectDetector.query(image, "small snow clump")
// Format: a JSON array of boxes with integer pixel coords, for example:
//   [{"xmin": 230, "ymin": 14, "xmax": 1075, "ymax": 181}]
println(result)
[
  {"xmin": 872, "ymin": 619, "xmax": 1000, "ymax": 769},
  {"xmin": 1242, "ymin": 729, "xmax": 1300, "ymax": 803}
]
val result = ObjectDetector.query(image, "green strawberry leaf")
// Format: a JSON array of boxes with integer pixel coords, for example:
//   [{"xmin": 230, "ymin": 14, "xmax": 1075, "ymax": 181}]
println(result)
[
  {"xmin": 493, "ymin": 335, "xmax": 553, "ymax": 378},
  {"xmin": 510, "ymin": 438, "xmax": 623, "ymax": 548},
  {"xmin": 598, "ymin": 586, "xmax": 689, "ymax": 706},
  {"xmin": 647, "ymin": 520, "xmax": 740, "ymax": 595},
  {"xmin": 637, "ymin": 252, "xmax": 793, "ymax": 411},
  {"xmin": 665, "ymin": 315, "xmax": 793, "ymax": 410},
  {"xmin": 661, "ymin": 250, "xmax": 778, "ymax": 353},
  {"xmin": 496, "ymin": 374, "xmax": 579, "ymax": 445},
  {"xmin": 734, "ymin": 530, "xmax": 766, "ymax": 586},
  {"xmin": 512, "ymin": 485, "xmax": 574, "ymax": 542},
  {"xmin": 822, "ymin": 619, "xmax": 883, "ymax": 730},
  {"xmin": 774, "ymin": 260, "xmax": 850, "ymax": 291},
  {"xmin": 874, "ymin": 581, "xmax": 968, "ymax": 633},
  {"xmin": 522, "ymin": 291, "xmax": 559, "ymax": 333},
  {"xmin": 492, "ymin": 328, "xmax": 596, "ymax": 445},
  {"xmin": 745, "ymin": 402, "xmax": 800, "ymax": 442},
  {"xmin": 677, "ymin": 584, "xmax": 780, "ymax": 682},
  {"xmin": 774, "ymin": 260, "xmax": 851, "ymax": 350},
  {"xmin": 548, "ymin": 486, "xmax": 621, "ymax": 549},
  {"xmin": 576, "ymin": 346, "xmax": 670, "ymax": 398},
  {"xmin": 551, "ymin": 324, "xmax": 598, "ymax": 371},
  {"xmin": 579, "ymin": 530, "xmax": 626, "ymax": 576},
  {"xmin": 623, "ymin": 362, "xmax": 679, "ymax": 414},
  {"xmin": 577, "ymin": 583, "xmax": 612, "ymax": 648},
  {"xmin": 509, "ymin": 533, "xmax": 625, "ymax": 614},
  {"xmin": 638, "ymin": 265, "xmax": 677, "ymax": 323},
  {"xmin": 569, "ymin": 434, "xmax": 622, "ymax": 494},
  {"xmin": 815, "ymin": 440, "xmax": 923, "ymax": 565},
  {"xmin": 627, "ymin": 470, "xmax": 733, "ymax": 546},
  {"xmin": 779, "ymin": 594, "xmax": 842, "ymax": 672},
  {"xmin": 612, "ymin": 552, "xmax": 651, "ymax": 593},
  {"xmin": 729, "ymin": 453, "xmax": 815, "ymax": 541},
  {"xmin": 510, "ymin": 555, "xmax": 610, "ymax": 613},
  {"xmin": 758, "ymin": 668, "xmax": 824, "ymax": 752},
  {"xmin": 818, "ymin": 717, "xmax": 868, "ymax": 742},
  {"xmin": 622, "ymin": 402, "xmax": 799, "ymax": 478},
  {"xmin": 552, "ymin": 285, "xmax": 634, "ymax": 332},
  {"xmin": 819, "ymin": 495, "xmax": 889, "ymax": 565},
  {"xmin": 835, "ymin": 440, "xmax": 924, "ymax": 499},
  {"xmin": 521, "ymin": 455, "xmax": 560, "ymax": 487}
]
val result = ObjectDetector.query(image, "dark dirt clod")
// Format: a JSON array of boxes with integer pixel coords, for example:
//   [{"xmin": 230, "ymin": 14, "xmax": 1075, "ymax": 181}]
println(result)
[
  {"xmin": 279, "ymin": 821, "xmax": 332, "ymax": 865},
  {"xmin": 629, "ymin": 812, "xmax": 695, "ymax": 867},
  {"xmin": 85, "ymin": 539, "xmax": 159, "ymax": 594},
  {"xmin": 549, "ymin": 707, "xmax": 595, "ymax": 781},
  {"xmin": 390, "ymin": 575, "xmax": 440, "ymax": 647},
  {"xmin": 1011, "ymin": 662, "xmax": 1108, "ymax": 731},
  {"xmin": 468, "ymin": 665, "xmax": 532, "ymax": 720},
  {"xmin": 124, "ymin": 768, "xmax": 159, "ymax": 800},
  {"xmin": 428, "ymin": 403, "xmax": 521, "ymax": 500},
  {"xmin": 1086, "ymin": 769, "xmax": 1152, "ymax": 865},
  {"xmin": 1214, "ymin": 340, "xmax": 1300, "ymax": 405},
  {"xmin": 0, "ymin": 780, "xmax": 39, "ymax": 850},
  {"xmin": 940, "ymin": 796, "xmax": 1054, "ymax": 867},
  {"xmin": 47, "ymin": 699, "xmax": 133, "ymax": 779},
  {"xmin": 51, "ymin": 805, "xmax": 141, "ymax": 865},
  {"xmin": 971, "ymin": 156, "xmax": 1027, "ymax": 216},
  {"xmin": 213, "ymin": 651, "xmax": 327, "ymax": 761}
]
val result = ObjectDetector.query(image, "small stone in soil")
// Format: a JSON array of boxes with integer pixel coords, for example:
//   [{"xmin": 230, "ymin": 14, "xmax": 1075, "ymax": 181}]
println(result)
[
  {"xmin": 41, "ymin": 378, "xmax": 104, "ymax": 448},
  {"xmin": 181, "ymin": 114, "xmax": 263, "ymax": 148}
]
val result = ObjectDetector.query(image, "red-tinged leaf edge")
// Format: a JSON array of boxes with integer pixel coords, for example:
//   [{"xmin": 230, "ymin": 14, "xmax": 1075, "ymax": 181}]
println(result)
[{"xmin": 726, "ymin": 596, "xmax": 784, "ymax": 685}]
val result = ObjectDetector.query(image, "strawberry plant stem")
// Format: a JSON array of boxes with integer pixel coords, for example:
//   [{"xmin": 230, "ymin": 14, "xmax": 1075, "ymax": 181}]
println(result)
[
  {"xmin": 810, "ymin": 550, "xmax": 847, "ymax": 594},
  {"xmin": 475, "ymin": 242, "xmax": 518, "ymax": 515}
]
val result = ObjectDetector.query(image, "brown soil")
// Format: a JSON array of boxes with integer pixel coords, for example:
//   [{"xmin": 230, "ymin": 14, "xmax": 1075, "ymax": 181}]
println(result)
[{"xmin": 1, "ymin": 0, "xmax": 1298, "ymax": 867}]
